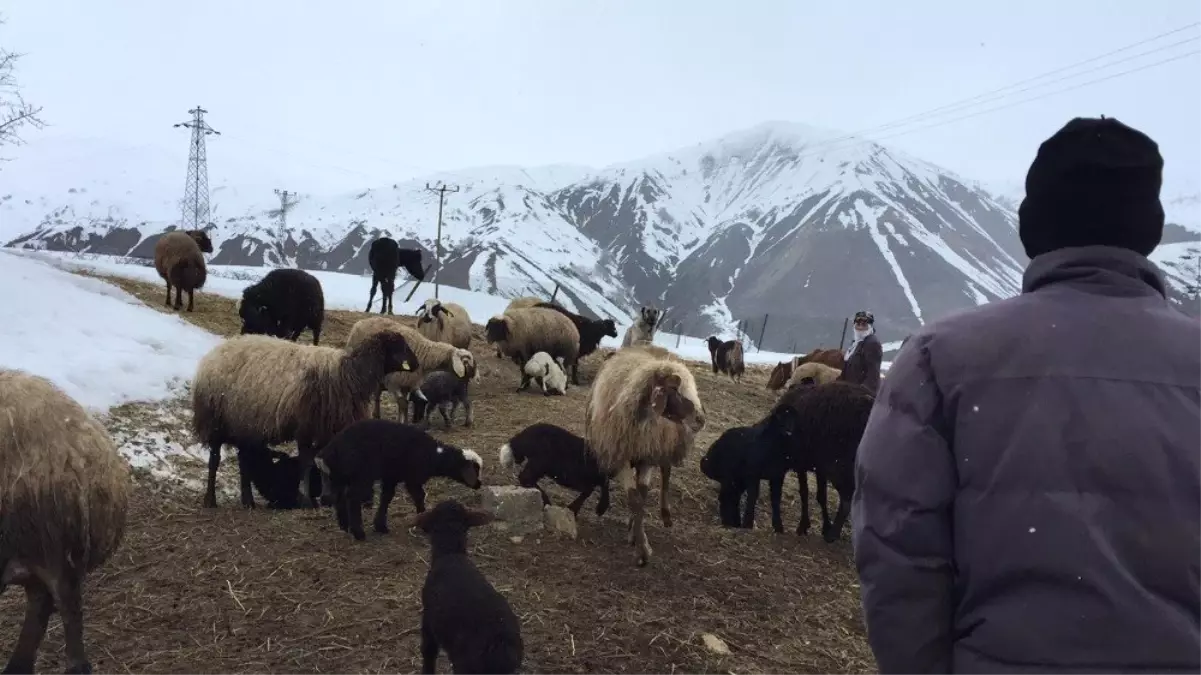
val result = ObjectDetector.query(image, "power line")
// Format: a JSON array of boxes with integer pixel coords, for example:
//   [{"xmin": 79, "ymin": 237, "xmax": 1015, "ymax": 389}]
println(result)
[
  {"xmin": 273, "ymin": 188, "xmax": 299, "ymax": 237},
  {"xmin": 425, "ymin": 181, "xmax": 460, "ymax": 300},
  {"xmin": 785, "ymin": 22, "xmax": 1200, "ymax": 160},
  {"xmin": 172, "ymin": 106, "xmax": 220, "ymax": 231}
]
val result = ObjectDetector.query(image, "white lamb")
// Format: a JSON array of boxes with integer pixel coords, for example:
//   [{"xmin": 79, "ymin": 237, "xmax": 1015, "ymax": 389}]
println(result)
[{"xmin": 521, "ymin": 351, "xmax": 569, "ymax": 396}]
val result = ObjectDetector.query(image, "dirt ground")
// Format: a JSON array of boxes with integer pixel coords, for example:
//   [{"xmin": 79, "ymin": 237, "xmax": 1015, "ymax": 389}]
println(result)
[{"xmin": 0, "ymin": 273, "xmax": 876, "ymax": 674}]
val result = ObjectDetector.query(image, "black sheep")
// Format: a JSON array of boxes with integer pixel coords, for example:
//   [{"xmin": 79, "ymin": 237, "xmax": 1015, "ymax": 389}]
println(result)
[
  {"xmin": 239, "ymin": 268, "xmax": 325, "ymax": 345},
  {"xmin": 366, "ymin": 237, "xmax": 424, "ymax": 314},
  {"xmin": 240, "ymin": 447, "xmax": 325, "ymax": 509},
  {"xmin": 411, "ymin": 500, "xmax": 523, "ymax": 675},
  {"xmin": 706, "ymin": 335, "xmax": 746, "ymax": 383},
  {"xmin": 699, "ymin": 404, "xmax": 802, "ymax": 532},
  {"xmin": 409, "ymin": 369, "xmax": 474, "ymax": 429},
  {"xmin": 532, "ymin": 302, "xmax": 618, "ymax": 384},
  {"xmin": 498, "ymin": 422, "xmax": 610, "ymax": 517},
  {"xmin": 767, "ymin": 381, "xmax": 875, "ymax": 542},
  {"xmin": 314, "ymin": 419, "xmax": 483, "ymax": 540}
]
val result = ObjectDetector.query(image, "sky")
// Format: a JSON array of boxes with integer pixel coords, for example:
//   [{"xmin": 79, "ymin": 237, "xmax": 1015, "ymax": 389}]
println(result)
[{"xmin": 2, "ymin": 0, "xmax": 1199, "ymax": 198}]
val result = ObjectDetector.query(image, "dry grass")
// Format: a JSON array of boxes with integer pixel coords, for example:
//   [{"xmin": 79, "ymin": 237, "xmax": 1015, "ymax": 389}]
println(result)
[{"xmin": 0, "ymin": 273, "xmax": 876, "ymax": 674}]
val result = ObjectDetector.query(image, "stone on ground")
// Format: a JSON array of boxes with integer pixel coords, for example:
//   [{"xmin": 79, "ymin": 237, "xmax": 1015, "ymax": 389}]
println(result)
[
  {"xmin": 482, "ymin": 486, "xmax": 543, "ymax": 533},
  {"xmin": 543, "ymin": 505, "xmax": 578, "ymax": 539}
]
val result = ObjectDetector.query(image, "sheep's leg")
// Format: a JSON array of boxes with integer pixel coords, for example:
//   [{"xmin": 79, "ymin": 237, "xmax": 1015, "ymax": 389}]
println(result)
[
  {"xmin": 566, "ymin": 483, "xmax": 596, "ymax": 516},
  {"xmin": 48, "ymin": 574, "xmax": 91, "ymax": 674},
  {"xmin": 234, "ymin": 447, "xmax": 257, "ymax": 509},
  {"xmin": 769, "ymin": 473, "xmax": 785, "ymax": 534},
  {"xmin": 347, "ymin": 482, "xmax": 368, "ymax": 541},
  {"xmin": 372, "ymin": 389, "xmax": 382, "ymax": 419},
  {"xmin": 163, "ymin": 282, "xmax": 172, "ymax": 307},
  {"xmin": 595, "ymin": 479, "xmax": 611, "ymax": 516},
  {"xmin": 740, "ymin": 479, "xmax": 760, "ymax": 529},
  {"xmin": 296, "ymin": 442, "xmax": 319, "ymax": 508},
  {"xmin": 618, "ymin": 465, "xmax": 637, "ymax": 544},
  {"xmin": 371, "ymin": 480, "xmax": 396, "ymax": 534},
  {"xmin": 390, "ymin": 388, "xmax": 407, "ymax": 423},
  {"xmin": 203, "ymin": 442, "xmax": 222, "ymax": 508},
  {"xmin": 333, "ymin": 483, "xmax": 350, "ymax": 532},
  {"xmin": 571, "ymin": 361, "xmax": 580, "ymax": 386},
  {"xmin": 517, "ymin": 466, "xmax": 551, "ymax": 506},
  {"xmin": 319, "ymin": 471, "xmax": 335, "ymax": 508},
  {"xmin": 172, "ymin": 285, "xmax": 183, "ymax": 310},
  {"xmin": 2, "ymin": 582, "xmax": 53, "ymax": 674},
  {"xmin": 797, "ymin": 470, "xmax": 812, "ymax": 536},
  {"xmin": 438, "ymin": 403, "xmax": 452, "ymax": 429},
  {"xmin": 186, "ymin": 289, "xmax": 195, "ymax": 312},
  {"xmin": 658, "ymin": 464, "xmax": 673, "ymax": 527},
  {"xmin": 405, "ymin": 481, "xmax": 427, "ymax": 513},
  {"xmin": 632, "ymin": 464, "xmax": 654, "ymax": 566},
  {"xmin": 461, "ymin": 397, "xmax": 473, "ymax": 428},
  {"xmin": 517, "ymin": 372, "xmax": 532, "ymax": 392},
  {"xmin": 816, "ymin": 470, "xmax": 831, "ymax": 534},
  {"xmin": 420, "ymin": 614, "xmax": 439, "ymax": 675},
  {"xmin": 366, "ymin": 277, "xmax": 379, "ymax": 313},
  {"xmin": 717, "ymin": 482, "xmax": 740, "ymax": 527},
  {"xmin": 824, "ymin": 482, "xmax": 853, "ymax": 543},
  {"xmin": 382, "ymin": 279, "xmax": 395, "ymax": 315}
]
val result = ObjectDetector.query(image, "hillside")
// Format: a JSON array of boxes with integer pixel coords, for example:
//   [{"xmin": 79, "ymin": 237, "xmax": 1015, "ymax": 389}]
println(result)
[{"xmin": 7, "ymin": 121, "xmax": 1198, "ymax": 349}]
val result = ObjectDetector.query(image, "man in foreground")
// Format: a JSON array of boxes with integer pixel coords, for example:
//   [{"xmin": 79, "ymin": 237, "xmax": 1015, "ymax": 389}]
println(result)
[{"xmin": 851, "ymin": 116, "xmax": 1200, "ymax": 673}]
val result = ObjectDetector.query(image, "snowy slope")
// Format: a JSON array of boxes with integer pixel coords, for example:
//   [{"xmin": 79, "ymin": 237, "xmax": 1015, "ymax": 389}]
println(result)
[
  {"xmin": 7, "ymin": 121, "xmax": 1047, "ymax": 349},
  {"xmin": 0, "ymin": 249, "xmax": 221, "ymax": 411}
]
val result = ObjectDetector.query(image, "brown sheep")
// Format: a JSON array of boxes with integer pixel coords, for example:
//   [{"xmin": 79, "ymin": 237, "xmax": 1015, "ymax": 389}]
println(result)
[
  {"xmin": 485, "ymin": 307, "xmax": 580, "ymax": 378},
  {"xmin": 797, "ymin": 347, "xmax": 845, "ymax": 371},
  {"xmin": 0, "ymin": 369, "xmax": 131, "ymax": 674},
  {"xmin": 153, "ymin": 228, "xmax": 213, "ymax": 312},
  {"xmin": 766, "ymin": 360, "xmax": 793, "ymax": 390},
  {"xmin": 785, "ymin": 362, "xmax": 842, "ymax": 390},
  {"xmin": 705, "ymin": 336, "xmax": 746, "ymax": 383},
  {"xmin": 585, "ymin": 344, "xmax": 706, "ymax": 566}
]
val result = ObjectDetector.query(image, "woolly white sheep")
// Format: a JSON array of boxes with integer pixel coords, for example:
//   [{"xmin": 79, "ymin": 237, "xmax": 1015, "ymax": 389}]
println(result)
[
  {"xmin": 415, "ymin": 298, "xmax": 473, "ymax": 348},
  {"xmin": 485, "ymin": 307, "xmax": 580, "ymax": 379},
  {"xmin": 584, "ymin": 344, "xmax": 706, "ymax": 566},
  {"xmin": 191, "ymin": 331, "xmax": 419, "ymax": 509},
  {"xmin": 345, "ymin": 317, "xmax": 476, "ymax": 423},
  {"xmin": 0, "ymin": 369, "xmax": 132, "ymax": 674},
  {"xmin": 520, "ymin": 351, "xmax": 568, "ymax": 395},
  {"xmin": 785, "ymin": 362, "xmax": 842, "ymax": 390},
  {"xmin": 621, "ymin": 306, "xmax": 663, "ymax": 347}
]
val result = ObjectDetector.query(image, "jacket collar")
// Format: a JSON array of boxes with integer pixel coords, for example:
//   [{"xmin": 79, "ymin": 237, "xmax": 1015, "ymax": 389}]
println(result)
[{"xmin": 1022, "ymin": 245, "xmax": 1167, "ymax": 299}]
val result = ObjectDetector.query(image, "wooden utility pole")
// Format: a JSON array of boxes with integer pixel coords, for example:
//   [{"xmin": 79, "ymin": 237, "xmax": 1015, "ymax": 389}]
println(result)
[{"xmin": 425, "ymin": 182, "xmax": 460, "ymax": 299}]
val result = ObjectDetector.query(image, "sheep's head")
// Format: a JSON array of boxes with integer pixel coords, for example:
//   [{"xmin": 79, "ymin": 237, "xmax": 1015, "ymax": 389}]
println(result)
[
  {"xmin": 374, "ymin": 331, "xmax": 419, "ymax": 373},
  {"xmin": 433, "ymin": 445, "xmax": 483, "ymax": 490},
  {"xmin": 406, "ymin": 499, "xmax": 493, "ymax": 534},
  {"xmin": 706, "ymin": 336, "xmax": 722, "ymax": 355},
  {"xmin": 640, "ymin": 306, "xmax": 662, "ymax": 329},
  {"xmin": 601, "ymin": 318, "xmax": 618, "ymax": 338},
  {"xmin": 187, "ymin": 229, "xmax": 214, "ymax": 254},
  {"xmin": 766, "ymin": 361, "xmax": 792, "ymax": 390},
  {"xmin": 398, "ymin": 248, "xmax": 425, "ymax": 281},
  {"xmin": 451, "ymin": 348, "xmax": 476, "ymax": 379},
  {"xmin": 484, "ymin": 316, "xmax": 510, "ymax": 344},
  {"xmin": 416, "ymin": 298, "xmax": 440, "ymax": 324},
  {"xmin": 765, "ymin": 403, "xmax": 801, "ymax": 439},
  {"xmin": 649, "ymin": 371, "xmax": 696, "ymax": 424},
  {"xmin": 238, "ymin": 298, "xmax": 279, "ymax": 337}
]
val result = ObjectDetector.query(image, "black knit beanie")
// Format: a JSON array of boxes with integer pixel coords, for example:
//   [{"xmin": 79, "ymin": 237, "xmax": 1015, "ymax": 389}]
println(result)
[{"xmin": 1018, "ymin": 116, "xmax": 1164, "ymax": 259}]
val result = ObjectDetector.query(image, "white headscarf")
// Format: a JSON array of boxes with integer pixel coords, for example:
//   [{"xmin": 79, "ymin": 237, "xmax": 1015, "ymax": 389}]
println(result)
[{"xmin": 844, "ymin": 323, "xmax": 875, "ymax": 360}]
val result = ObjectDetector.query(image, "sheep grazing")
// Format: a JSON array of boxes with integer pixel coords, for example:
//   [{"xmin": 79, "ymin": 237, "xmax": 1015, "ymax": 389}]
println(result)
[
  {"xmin": 798, "ymin": 347, "xmax": 845, "ymax": 370},
  {"xmin": 153, "ymin": 228, "xmax": 213, "ymax": 312},
  {"xmin": 533, "ymin": 302, "xmax": 618, "ymax": 384},
  {"xmin": 706, "ymin": 336, "xmax": 746, "ymax": 383},
  {"xmin": 345, "ymin": 317, "xmax": 476, "ymax": 423},
  {"xmin": 409, "ymin": 369, "xmax": 475, "ymax": 429},
  {"xmin": 499, "ymin": 423, "xmax": 611, "ymax": 517},
  {"xmin": 237, "ymin": 268, "xmax": 325, "ymax": 345},
  {"xmin": 416, "ymin": 298, "xmax": 473, "ymax": 349},
  {"xmin": 410, "ymin": 500, "xmax": 523, "ymax": 675},
  {"xmin": 240, "ymin": 448, "xmax": 326, "ymax": 509},
  {"xmin": 765, "ymin": 381, "xmax": 875, "ymax": 541},
  {"xmin": 621, "ymin": 306, "xmax": 663, "ymax": 347},
  {"xmin": 786, "ymin": 362, "xmax": 842, "ymax": 390},
  {"xmin": 313, "ymin": 419, "xmax": 483, "ymax": 541},
  {"xmin": 485, "ymin": 307, "xmax": 580, "ymax": 380},
  {"xmin": 520, "ymin": 351, "xmax": 568, "ymax": 395},
  {"xmin": 699, "ymin": 404, "xmax": 801, "ymax": 532},
  {"xmin": 765, "ymin": 361, "xmax": 793, "ymax": 390},
  {"xmin": 0, "ymin": 369, "xmax": 131, "ymax": 674},
  {"xmin": 366, "ymin": 236, "xmax": 424, "ymax": 315},
  {"xmin": 192, "ymin": 331, "xmax": 419, "ymax": 509},
  {"xmin": 585, "ymin": 344, "xmax": 706, "ymax": 566}
]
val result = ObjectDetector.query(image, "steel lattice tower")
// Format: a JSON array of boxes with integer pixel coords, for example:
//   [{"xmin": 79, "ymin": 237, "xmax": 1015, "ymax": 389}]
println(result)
[{"xmin": 173, "ymin": 106, "xmax": 220, "ymax": 230}]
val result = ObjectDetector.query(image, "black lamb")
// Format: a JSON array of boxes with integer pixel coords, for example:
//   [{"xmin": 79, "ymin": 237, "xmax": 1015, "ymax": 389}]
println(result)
[
  {"xmin": 240, "ymin": 447, "xmax": 325, "ymax": 509},
  {"xmin": 498, "ymin": 422, "xmax": 610, "ymax": 517},
  {"xmin": 313, "ymin": 419, "xmax": 483, "ymax": 540},
  {"xmin": 409, "ymin": 368, "xmax": 474, "ymax": 430},
  {"xmin": 238, "ymin": 268, "xmax": 325, "ymax": 345},
  {"xmin": 767, "ymin": 381, "xmax": 875, "ymax": 542},
  {"xmin": 699, "ymin": 404, "xmax": 803, "ymax": 532},
  {"xmin": 366, "ymin": 237, "xmax": 424, "ymax": 314},
  {"xmin": 412, "ymin": 500, "xmax": 523, "ymax": 675},
  {"xmin": 533, "ymin": 302, "xmax": 619, "ymax": 384}
]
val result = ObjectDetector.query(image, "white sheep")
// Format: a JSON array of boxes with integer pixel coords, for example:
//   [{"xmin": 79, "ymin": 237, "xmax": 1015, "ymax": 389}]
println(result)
[
  {"xmin": 485, "ymin": 307, "xmax": 580, "ymax": 383},
  {"xmin": 521, "ymin": 351, "xmax": 568, "ymax": 395},
  {"xmin": 416, "ymin": 298, "xmax": 473, "ymax": 348}
]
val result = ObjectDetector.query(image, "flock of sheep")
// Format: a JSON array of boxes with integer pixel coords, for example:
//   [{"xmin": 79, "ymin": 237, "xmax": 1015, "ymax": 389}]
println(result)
[{"xmin": 0, "ymin": 232, "xmax": 878, "ymax": 674}]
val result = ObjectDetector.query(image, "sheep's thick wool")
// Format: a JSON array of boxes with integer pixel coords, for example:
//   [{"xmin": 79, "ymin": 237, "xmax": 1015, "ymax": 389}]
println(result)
[{"xmin": 1018, "ymin": 116, "xmax": 1164, "ymax": 259}]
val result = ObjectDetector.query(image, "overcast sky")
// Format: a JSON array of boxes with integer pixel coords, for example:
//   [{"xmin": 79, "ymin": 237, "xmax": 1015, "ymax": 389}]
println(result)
[{"xmin": 4, "ymin": 0, "xmax": 1199, "ymax": 196}]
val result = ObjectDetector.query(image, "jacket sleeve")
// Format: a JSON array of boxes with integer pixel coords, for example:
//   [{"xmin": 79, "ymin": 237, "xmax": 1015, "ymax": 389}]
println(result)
[
  {"xmin": 861, "ymin": 338, "xmax": 883, "ymax": 393},
  {"xmin": 851, "ymin": 336, "xmax": 956, "ymax": 674}
]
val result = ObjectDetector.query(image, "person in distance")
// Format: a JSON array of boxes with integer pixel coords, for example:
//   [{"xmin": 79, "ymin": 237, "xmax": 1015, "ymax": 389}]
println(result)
[{"xmin": 850, "ymin": 116, "xmax": 1200, "ymax": 673}]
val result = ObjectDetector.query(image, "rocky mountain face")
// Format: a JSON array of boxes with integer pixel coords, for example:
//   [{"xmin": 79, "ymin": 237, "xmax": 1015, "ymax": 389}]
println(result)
[{"xmin": 7, "ymin": 122, "xmax": 1194, "ymax": 351}]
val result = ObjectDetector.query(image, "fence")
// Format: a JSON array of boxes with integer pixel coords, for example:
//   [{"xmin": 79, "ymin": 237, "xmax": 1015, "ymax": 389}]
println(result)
[{"xmin": 658, "ymin": 309, "xmax": 912, "ymax": 358}]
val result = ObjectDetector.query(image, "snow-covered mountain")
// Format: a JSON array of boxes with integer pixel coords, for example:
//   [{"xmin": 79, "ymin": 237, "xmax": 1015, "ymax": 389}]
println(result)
[{"xmin": 5, "ymin": 121, "xmax": 1195, "ymax": 350}]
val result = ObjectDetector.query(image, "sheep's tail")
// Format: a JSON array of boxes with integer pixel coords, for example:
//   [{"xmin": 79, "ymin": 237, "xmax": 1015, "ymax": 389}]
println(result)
[{"xmin": 499, "ymin": 442, "xmax": 518, "ymax": 469}]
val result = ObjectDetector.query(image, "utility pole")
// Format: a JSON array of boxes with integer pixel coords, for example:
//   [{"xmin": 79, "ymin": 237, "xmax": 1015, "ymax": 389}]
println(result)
[
  {"xmin": 172, "ymin": 106, "xmax": 220, "ymax": 231},
  {"xmin": 273, "ymin": 188, "xmax": 299, "ymax": 238},
  {"xmin": 425, "ymin": 181, "xmax": 460, "ymax": 299}
]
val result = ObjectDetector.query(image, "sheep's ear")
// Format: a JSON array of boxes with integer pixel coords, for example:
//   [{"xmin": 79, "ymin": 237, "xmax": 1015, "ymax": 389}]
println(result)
[
  {"xmin": 452, "ymin": 356, "xmax": 466, "ymax": 378},
  {"xmin": 463, "ymin": 509, "xmax": 494, "ymax": 528},
  {"xmin": 314, "ymin": 457, "xmax": 331, "ymax": 475},
  {"xmin": 649, "ymin": 385, "xmax": 668, "ymax": 416},
  {"xmin": 660, "ymin": 372, "xmax": 682, "ymax": 389},
  {"xmin": 442, "ymin": 307, "xmax": 455, "ymax": 317}
]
